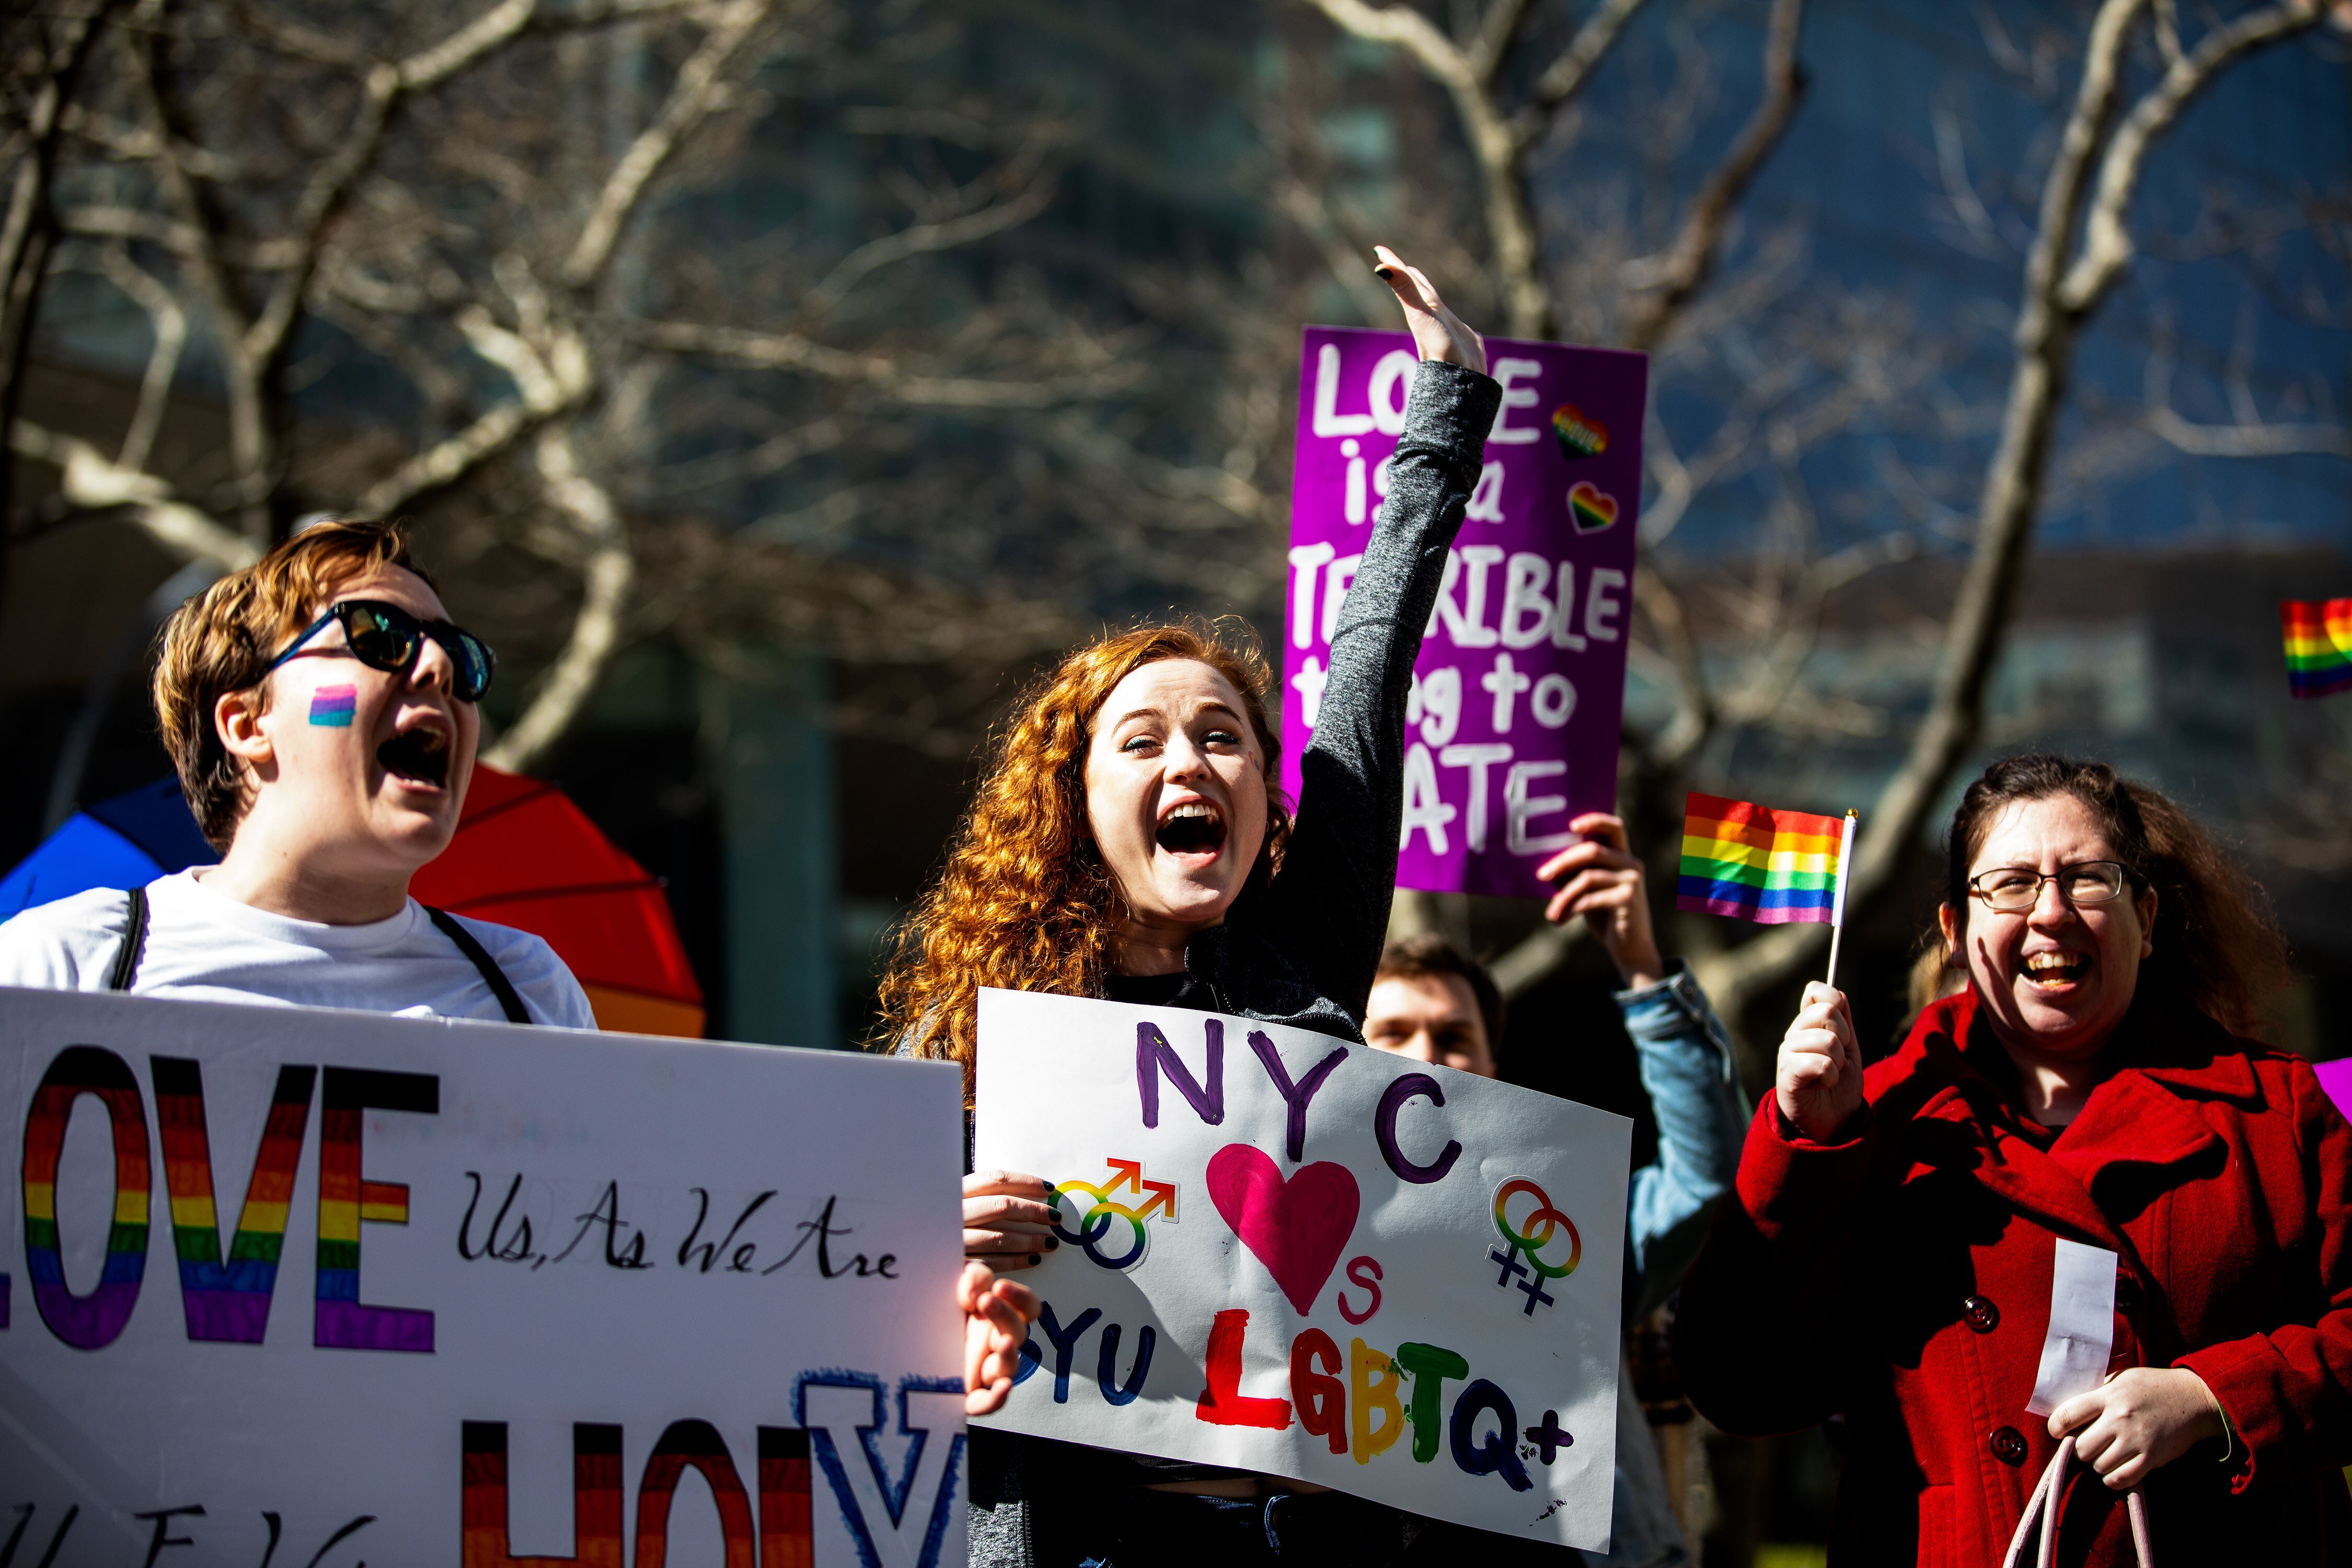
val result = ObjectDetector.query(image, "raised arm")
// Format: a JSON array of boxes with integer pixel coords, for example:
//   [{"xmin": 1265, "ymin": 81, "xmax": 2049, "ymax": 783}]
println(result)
[{"xmin": 1260, "ymin": 251, "xmax": 1499, "ymax": 1019}]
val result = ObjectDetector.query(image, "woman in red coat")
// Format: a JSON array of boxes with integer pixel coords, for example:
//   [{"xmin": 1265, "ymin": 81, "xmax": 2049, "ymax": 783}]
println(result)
[{"xmin": 1676, "ymin": 754, "xmax": 2349, "ymax": 1564}]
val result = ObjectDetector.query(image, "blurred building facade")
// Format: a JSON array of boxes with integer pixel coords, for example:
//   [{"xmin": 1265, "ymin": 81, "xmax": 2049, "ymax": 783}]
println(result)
[{"xmin": 6, "ymin": 0, "xmax": 2347, "ymax": 1042}]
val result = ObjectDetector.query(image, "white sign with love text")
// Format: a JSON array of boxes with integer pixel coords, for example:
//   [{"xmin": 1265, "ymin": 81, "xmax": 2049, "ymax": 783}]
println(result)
[
  {"xmin": 973, "ymin": 988, "xmax": 1631, "ymax": 1547},
  {"xmin": 0, "ymin": 987, "xmax": 967, "ymax": 1568}
]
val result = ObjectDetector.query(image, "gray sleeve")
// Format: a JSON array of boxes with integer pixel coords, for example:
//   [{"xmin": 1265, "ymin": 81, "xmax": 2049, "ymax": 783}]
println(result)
[{"xmin": 1259, "ymin": 360, "xmax": 1501, "ymax": 1019}]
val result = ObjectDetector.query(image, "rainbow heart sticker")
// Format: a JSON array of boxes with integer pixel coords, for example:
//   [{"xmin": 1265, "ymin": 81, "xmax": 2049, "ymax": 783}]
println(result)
[
  {"xmin": 1569, "ymin": 481, "xmax": 1619, "ymax": 534},
  {"xmin": 1551, "ymin": 403, "xmax": 1608, "ymax": 459}
]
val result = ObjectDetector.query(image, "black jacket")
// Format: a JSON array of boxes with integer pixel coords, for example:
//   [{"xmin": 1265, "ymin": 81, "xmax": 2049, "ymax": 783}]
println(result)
[{"xmin": 964, "ymin": 359, "xmax": 1502, "ymax": 1566}]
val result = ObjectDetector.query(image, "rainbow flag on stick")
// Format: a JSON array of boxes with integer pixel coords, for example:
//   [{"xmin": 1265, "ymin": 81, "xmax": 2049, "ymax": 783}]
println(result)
[
  {"xmin": 1677, "ymin": 793, "xmax": 1849, "ymax": 925},
  {"xmin": 1679, "ymin": 793, "xmax": 1861, "ymax": 986},
  {"xmin": 2284, "ymin": 598, "xmax": 2352, "ymax": 699}
]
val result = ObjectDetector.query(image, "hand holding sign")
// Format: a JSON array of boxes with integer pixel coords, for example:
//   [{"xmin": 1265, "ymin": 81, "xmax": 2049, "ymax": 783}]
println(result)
[
  {"xmin": 964, "ymin": 1167, "xmax": 1059, "ymax": 1272},
  {"xmin": 962, "ymin": 1261, "xmax": 1043, "ymax": 1414},
  {"xmin": 1372, "ymin": 245, "xmax": 1487, "ymax": 374}
]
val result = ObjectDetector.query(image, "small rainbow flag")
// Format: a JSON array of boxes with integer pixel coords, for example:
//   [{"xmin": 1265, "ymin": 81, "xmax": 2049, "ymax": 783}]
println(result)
[
  {"xmin": 2283, "ymin": 598, "xmax": 2352, "ymax": 699},
  {"xmin": 1678, "ymin": 793, "xmax": 1848, "ymax": 925}
]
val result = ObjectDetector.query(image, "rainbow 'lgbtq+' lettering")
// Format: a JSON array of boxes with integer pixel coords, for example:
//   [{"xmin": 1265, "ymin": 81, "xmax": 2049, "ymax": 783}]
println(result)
[
  {"xmin": 1677, "ymin": 792, "xmax": 1844, "ymax": 925},
  {"xmin": 2283, "ymin": 598, "xmax": 2352, "ymax": 699}
]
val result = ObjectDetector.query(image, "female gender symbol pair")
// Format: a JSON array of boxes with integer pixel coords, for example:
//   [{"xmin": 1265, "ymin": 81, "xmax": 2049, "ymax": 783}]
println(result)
[{"xmin": 1491, "ymin": 1178, "xmax": 1582, "ymax": 1316}]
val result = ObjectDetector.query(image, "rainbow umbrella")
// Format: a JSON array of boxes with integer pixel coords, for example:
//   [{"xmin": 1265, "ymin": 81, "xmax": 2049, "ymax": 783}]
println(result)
[{"xmin": 1, "ymin": 766, "xmax": 704, "ymax": 1037}]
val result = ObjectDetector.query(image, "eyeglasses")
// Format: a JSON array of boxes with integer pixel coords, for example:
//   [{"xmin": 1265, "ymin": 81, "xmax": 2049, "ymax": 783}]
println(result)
[
  {"xmin": 264, "ymin": 599, "xmax": 497, "ymax": 703},
  {"xmin": 1966, "ymin": 860, "xmax": 2134, "ymax": 913}
]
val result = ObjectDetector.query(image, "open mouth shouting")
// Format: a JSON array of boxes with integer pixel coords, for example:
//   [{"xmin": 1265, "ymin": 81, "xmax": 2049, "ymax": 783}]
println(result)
[
  {"xmin": 2022, "ymin": 950, "xmax": 2089, "ymax": 991},
  {"xmin": 1155, "ymin": 799, "xmax": 1227, "ymax": 861},
  {"xmin": 376, "ymin": 713, "xmax": 453, "ymax": 791}
]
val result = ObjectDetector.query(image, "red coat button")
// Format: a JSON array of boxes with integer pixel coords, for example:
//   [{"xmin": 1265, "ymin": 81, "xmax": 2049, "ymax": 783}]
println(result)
[
  {"xmin": 1991, "ymin": 1426, "xmax": 2028, "ymax": 1466},
  {"xmin": 1964, "ymin": 1295, "xmax": 2000, "ymax": 1333}
]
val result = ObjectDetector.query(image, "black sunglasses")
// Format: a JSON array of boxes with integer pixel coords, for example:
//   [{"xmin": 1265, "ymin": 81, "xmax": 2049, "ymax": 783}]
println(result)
[{"xmin": 264, "ymin": 599, "xmax": 497, "ymax": 703}]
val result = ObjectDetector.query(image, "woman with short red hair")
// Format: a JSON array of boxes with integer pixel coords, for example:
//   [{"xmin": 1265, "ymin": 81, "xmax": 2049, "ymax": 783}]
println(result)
[{"xmin": 877, "ymin": 250, "xmax": 1500, "ymax": 1567}]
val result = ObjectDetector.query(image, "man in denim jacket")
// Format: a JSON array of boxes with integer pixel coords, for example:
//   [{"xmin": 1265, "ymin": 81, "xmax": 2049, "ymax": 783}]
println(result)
[{"xmin": 1365, "ymin": 811, "xmax": 1748, "ymax": 1567}]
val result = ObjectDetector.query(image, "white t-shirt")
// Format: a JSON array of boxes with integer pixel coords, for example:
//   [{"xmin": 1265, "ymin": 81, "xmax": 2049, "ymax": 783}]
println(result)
[{"xmin": 0, "ymin": 870, "xmax": 596, "ymax": 1030}]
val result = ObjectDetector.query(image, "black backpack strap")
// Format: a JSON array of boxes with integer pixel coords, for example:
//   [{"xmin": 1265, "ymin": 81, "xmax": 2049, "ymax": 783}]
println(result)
[
  {"xmin": 423, "ymin": 906, "xmax": 533, "ymax": 1025},
  {"xmin": 108, "ymin": 885, "xmax": 150, "ymax": 991}
]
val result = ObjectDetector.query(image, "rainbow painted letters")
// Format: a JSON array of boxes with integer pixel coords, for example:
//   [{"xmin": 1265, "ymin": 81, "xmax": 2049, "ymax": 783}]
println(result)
[{"xmin": 0, "ymin": 986, "xmax": 967, "ymax": 1565}]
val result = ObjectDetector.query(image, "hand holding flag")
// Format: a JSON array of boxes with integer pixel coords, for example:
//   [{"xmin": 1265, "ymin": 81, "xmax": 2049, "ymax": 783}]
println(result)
[{"xmin": 1778, "ymin": 981, "xmax": 1865, "ymax": 1143}]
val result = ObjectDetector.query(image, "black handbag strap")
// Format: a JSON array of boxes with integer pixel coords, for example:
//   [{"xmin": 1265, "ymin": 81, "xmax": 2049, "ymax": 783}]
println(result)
[
  {"xmin": 424, "ymin": 906, "xmax": 533, "ymax": 1024},
  {"xmin": 107, "ymin": 885, "xmax": 151, "ymax": 991}
]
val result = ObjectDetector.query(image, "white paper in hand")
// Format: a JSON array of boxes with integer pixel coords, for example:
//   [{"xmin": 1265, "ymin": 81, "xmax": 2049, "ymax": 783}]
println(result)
[{"xmin": 2026, "ymin": 1237, "xmax": 2119, "ymax": 1417}]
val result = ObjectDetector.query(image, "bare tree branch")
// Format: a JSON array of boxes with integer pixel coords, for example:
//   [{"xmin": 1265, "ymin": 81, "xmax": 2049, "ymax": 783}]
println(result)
[
  {"xmin": 124, "ymin": 17, "xmax": 276, "ymax": 538},
  {"xmin": 246, "ymin": 0, "xmax": 548, "ymax": 379},
  {"xmin": 1528, "ymin": 0, "xmax": 1653, "ymax": 114},
  {"xmin": 2145, "ymin": 405, "xmax": 2351, "ymax": 457},
  {"xmin": 629, "ymin": 318, "xmax": 1123, "ymax": 406},
  {"xmin": 86, "ymin": 241, "xmax": 185, "ymax": 471},
  {"xmin": 355, "ymin": 305, "xmax": 592, "ymax": 514},
  {"xmin": 1631, "ymin": 566, "xmax": 1713, "ymax": 766},
  {"xmin": 57, "ymin": 202, "xmax": 299, "ymax": 266},
  {"xmin": 639, "ymin": 416, "xmax": 843, "ymax": 495},
  {"xmin": 1, "ymin": 0, "xmax": 123, "ymax": 538},
  {"xmin": 481, "ymin": 426, "xmax": 635, "ymax": 772},
  {"xmin": 799, "ymin": 169, "xmax": 1058, "ymax": 319},
  {"xmin": 563, "ymin": 0, "xmax": 779, "ymax": 290},
  {"xmin": 1703, "ymin": 0, "xmax": 2328, "ymax": 1016},
  {"xmin": 2056, "ymin": 0, "xmax": 2326, "ymax": 313},
  {"xmin": 1272, "ymin": 175, "xmax": 1396, "ymax": 326},
  {"xmin": 20, "ymin": 0, "xmax": 1170, "ymax": 780},
  {"xmin": 1297, "ymin": 0, "xmax": 1556, "ymax": 336},
  {"xmin": 9, "ymin": 418, "xmax": 259, "ymax": 567},
  {"xmin": 1618, "ymin": 0, "xmax": 1807, "ymax": 353}
]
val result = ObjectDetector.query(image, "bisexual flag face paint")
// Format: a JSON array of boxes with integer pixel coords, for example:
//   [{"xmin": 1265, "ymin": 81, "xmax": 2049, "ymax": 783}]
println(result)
[{"xmin": 309, "ymin": 684, "xmax": 358, "ymax": 727}]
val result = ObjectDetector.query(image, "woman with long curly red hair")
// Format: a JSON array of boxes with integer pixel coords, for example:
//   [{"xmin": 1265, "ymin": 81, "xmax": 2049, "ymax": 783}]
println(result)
[{"xmin": 875, "ymin": 249, "xmax": 1498, "ymax": 1567}]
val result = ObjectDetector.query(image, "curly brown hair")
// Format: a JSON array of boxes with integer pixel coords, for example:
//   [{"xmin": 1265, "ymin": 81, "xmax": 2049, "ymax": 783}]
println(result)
[
  {"xmin": 1943, "ymin": 754, "xmax": 2290, "ymax": 1038},
  {"xmin": 154, "ymin": 518, "xmax": 430, "ymax": 850},
  {"xmin": 874, "ymin": 618, "xmax": 1291, "ymax": 1100}
]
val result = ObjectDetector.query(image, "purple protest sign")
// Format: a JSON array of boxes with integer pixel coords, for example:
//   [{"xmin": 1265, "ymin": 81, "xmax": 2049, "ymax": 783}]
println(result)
[{"xmin": 1281, "ymin": 327, "xmax": 1645, "ymax": 898}]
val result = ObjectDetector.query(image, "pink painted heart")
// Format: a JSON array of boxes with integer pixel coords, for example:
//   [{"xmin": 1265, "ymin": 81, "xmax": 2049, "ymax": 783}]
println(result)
[{"xmin": 1206, "ymin": 1144, "xmax": 1360, "ymax": 1316}]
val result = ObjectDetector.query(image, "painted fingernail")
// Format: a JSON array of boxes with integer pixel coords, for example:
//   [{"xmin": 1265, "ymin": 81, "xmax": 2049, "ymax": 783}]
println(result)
[
  {"xmin": 1044, "ymin": 1237, "xmax": 1059, "ymax": 1250},
  {"xmin": 1373, "ymin": 264, "xmax": 1397, "ymax": 276},
  {"xmin": 1028, "ymin": 1253, "xmax": 1042, "ymax": 1266}
]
